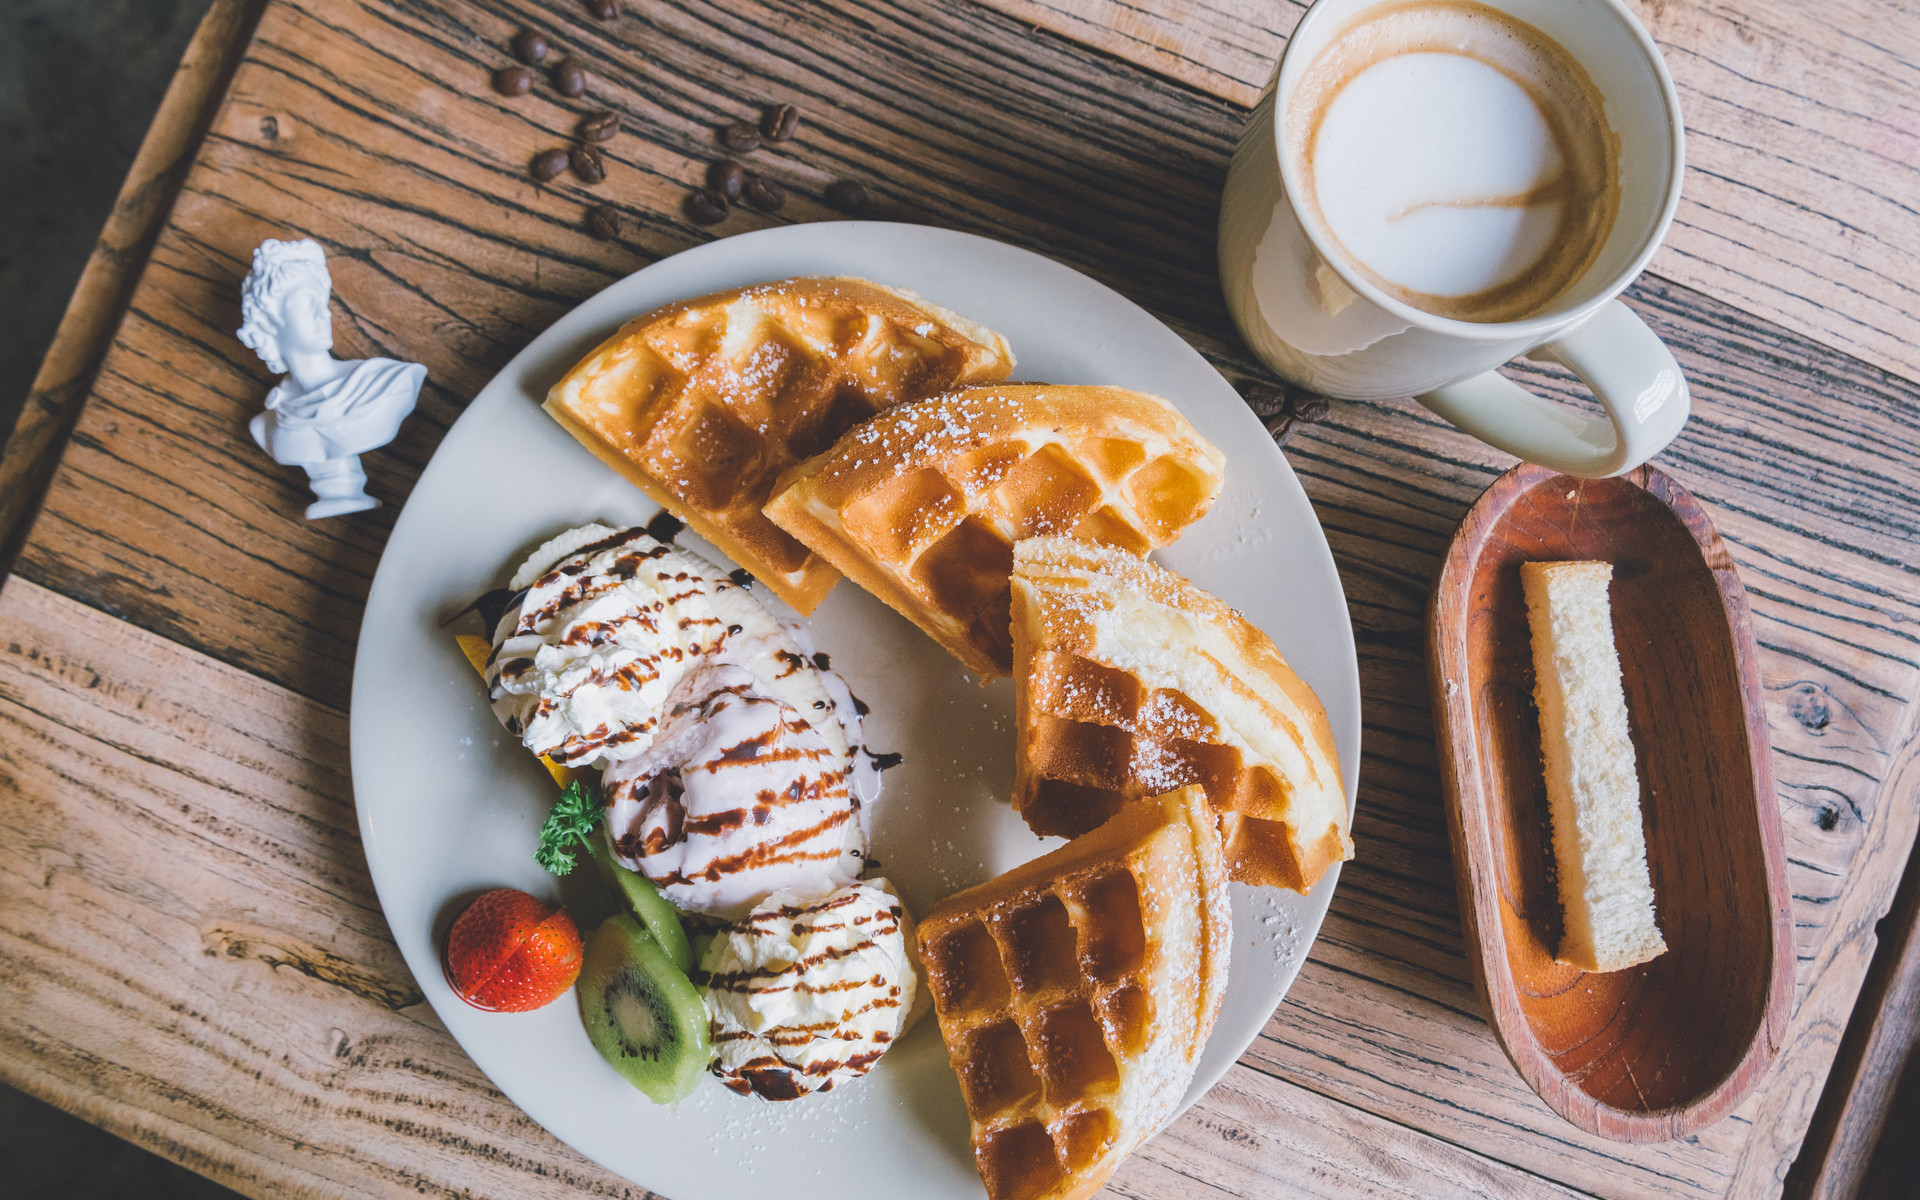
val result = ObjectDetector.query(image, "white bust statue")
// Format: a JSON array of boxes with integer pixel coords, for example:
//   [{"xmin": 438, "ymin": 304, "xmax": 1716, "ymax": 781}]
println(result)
[{"xmin": 237, "ymin": 238, "xmax": 424, "ymax": 519}]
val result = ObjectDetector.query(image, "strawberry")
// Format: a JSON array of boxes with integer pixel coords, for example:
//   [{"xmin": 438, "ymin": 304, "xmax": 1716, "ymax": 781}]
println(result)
[{"xmin": 444, "ymin": 888, "xmax": 583, "ymax": 1012}]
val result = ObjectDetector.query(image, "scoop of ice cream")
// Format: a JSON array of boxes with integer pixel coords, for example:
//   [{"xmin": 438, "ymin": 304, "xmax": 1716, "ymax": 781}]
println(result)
[
  {"xmin": 485, "ymin": 525, "xmax": 850, "ymax": 770},
  {"xmin": 773, "ymin": 615, "xmax": 886, "ymax": 811},
  {"xmin": 700, "ymin": 882, "xmax": 919, "ymax": 1100},
  {"xmin": 601, "ymin": 664, "xmax": 863, "ymax": 917},
  {"xmin": 507, "ymin": 522, "xmax": 621, "ymax": 591}
]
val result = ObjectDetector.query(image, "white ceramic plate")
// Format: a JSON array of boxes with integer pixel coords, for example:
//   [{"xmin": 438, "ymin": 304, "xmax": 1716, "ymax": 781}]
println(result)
[{"xmin": 352, "ymin": 222, "xmax": 1359, "ymax": 1200}]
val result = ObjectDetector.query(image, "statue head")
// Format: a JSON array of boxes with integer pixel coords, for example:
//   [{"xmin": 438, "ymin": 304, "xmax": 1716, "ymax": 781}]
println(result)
[{"xmin": 237, "ymin": 238, "xmax": 334, "ymax": 374}]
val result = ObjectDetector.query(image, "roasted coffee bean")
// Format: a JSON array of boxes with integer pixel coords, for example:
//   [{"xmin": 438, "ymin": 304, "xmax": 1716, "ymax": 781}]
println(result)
[
  {"xmin": 578, "ymin": 110, "xmax": 619, "ymax": 142},
  {"xmin": 511, "ymin": 28, "xmax": 551, "ymax": 65},
  {"xmin": 824, "ymin": 179, "xmax": 867, "ymax": 213},
  {"xmin": 707, "ymin": 159, "xmax": 747, "ymax": 201},
  {"xmin": 1262, "ymin": 388, "xmax": 1331, "ymax": 447},
  {"xmin": 492, "ymin": 66, "xmax": 535, "ymax": 96},
  {"xmin": 719, "ymin": 121, "xmax": 760, "ymax": 153},
  {"xmin": 761, "ymin": 103, "xmax": 800, "ymax": 142},
  {"xmin": 586, "ymin": 204, "xmax": 621, "ymax": 240},
  {"xmin": 551, "ymin": 58, "xmax": 588, "ymax": 97},
  {"xmin": 530, "ymin": 148, "xmax": 570, "ymax": 182},
  {"xmin": 1237, "ymin": 378, "xmax": 1330, "ymax": 426},
  {"xmin": 1236, "ymin": 380, "xmax": 1290, "ymax": 418},
  {"xmin": 744, "ymin": 176, "xmax": 785, "ymax": 211},
  {"xmin": 1291, "ymin": 393, "xmax": 1332, "ymax": 423},
  {"xmin": 570, "ymin": 145, "xmax": 607, "ymax": 184},
  {"xmin": 585, "ymin": 0, "xmax": 618, "ymax": 17},
  {"xmin": 686, "ymin": 189, "xmax": 730, "ymax": 225}
]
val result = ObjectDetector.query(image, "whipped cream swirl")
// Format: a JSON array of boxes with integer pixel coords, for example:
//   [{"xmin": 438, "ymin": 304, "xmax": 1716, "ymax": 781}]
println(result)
[
  {"xmin": 700, "ymin": 882, "xmax": 918, "ymax": 1100},
  {"xmin": 484, "ymin": 523, "xmax": 891, "ymax": 917},
  {"xmin": 601, "ymin": 664, "xmax": 863, "ymax": 917},
  {"xmin": 486, "ymin": 525, "xmax": 848, "ymax": 771}
]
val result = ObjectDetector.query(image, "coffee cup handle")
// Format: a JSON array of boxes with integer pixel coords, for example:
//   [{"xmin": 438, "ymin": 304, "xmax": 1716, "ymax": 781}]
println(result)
[{"xmin": 1414, "ymin": 300, "xmax": 1690, "ymax": 478}]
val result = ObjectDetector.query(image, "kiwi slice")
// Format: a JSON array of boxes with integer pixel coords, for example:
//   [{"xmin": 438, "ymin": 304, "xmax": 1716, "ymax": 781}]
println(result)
[
  {"xmin": 587, "ymin": 834, "xmax": 693, "ymax": 974},
  {"xmin": 579, "ymin": 916, "xmax": 711, "ymax": 1104},
  {"xmin": 687, "ymin": 925, "xmax": 720, "ymax": 972}
]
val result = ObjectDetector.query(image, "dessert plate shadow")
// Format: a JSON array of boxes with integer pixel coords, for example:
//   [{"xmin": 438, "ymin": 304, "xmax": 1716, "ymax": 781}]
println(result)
[
  {"xmin": 351, "ymin": 222, "xmax": 1360, "ymax": 1198},
  {"xmin": 1427, "ymin": 462, "xmax": 1793, "ymax": 1141}
]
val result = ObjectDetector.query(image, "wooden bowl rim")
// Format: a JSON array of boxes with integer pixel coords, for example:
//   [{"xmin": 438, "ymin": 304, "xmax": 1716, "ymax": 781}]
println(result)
[{"xmin": 1427, "ymin": 462, "xmax": 1795, "ymax": 1142}]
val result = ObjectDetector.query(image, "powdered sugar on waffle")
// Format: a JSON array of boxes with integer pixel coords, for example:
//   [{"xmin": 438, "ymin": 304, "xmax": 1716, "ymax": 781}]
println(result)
[
  {"xmin": 827, "ymin": 390, "xmax": 1013, "ymax": 487},
  {"xmin": 1012, "ymin": 535, "xmax": 1352, "ymax": 892}
]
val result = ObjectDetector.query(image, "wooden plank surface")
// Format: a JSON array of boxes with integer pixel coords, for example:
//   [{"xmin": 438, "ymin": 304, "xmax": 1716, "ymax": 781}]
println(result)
[
  {"xmin": 0, "ymin": 577, "xmax": 636, "ymax": 1200},
  {"xmin": 972, "ymin": 0, "xmax": 1920, "ymax": 388},
  {"xmin": 2, "ymin": 1, "xmax": 1919, "ymax": 1198},
  {"xmin": 1783, "ymin": 818, "xmax": 1920, "ymax": 1200}
]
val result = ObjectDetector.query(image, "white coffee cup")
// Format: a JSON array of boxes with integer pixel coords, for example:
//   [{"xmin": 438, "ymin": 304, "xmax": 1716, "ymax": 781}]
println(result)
[{"xmin": 1219, "ymin": 0, "xmax": 1687, "ymax": 477}]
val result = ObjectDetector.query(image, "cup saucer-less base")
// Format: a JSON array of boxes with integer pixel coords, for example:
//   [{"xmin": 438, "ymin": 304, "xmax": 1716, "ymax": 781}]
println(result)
[{"xmin": 350, "ymin": 222, "xmax": 1361, "ymax": 1200}]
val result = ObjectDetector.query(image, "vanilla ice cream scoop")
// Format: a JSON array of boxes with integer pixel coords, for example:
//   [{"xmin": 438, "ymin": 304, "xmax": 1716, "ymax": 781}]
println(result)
[
  {"xmin": 701, "ymin": 882, "xmax": 920, "ymax": 1100},
  {"xmin": 485, "ymin": 525, "xmax": 852, "ymax": 772},
  {"xmin": 601, "ymin": 664, "xmax": 863, "ymax": 917}
]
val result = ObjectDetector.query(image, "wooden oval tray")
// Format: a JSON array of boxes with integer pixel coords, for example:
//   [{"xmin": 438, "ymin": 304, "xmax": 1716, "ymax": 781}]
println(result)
[{"xmin": 1427, "ymin": 462, "xmax": 1794, "ymax": 1141}]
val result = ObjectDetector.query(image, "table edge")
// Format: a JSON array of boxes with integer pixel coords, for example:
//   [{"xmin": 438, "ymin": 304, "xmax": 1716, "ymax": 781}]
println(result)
[
  {"xmin": 0, "ymin": 0, "xmax": 265, "ymax": 583},
  {"xmin": 3, "ymin": 2, "xmax": 1918, "ymax": 1197}
]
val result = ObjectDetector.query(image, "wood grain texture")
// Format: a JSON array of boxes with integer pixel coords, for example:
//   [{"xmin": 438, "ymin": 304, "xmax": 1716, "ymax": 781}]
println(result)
[
  {"xmin": 1781, "ymin": 790, "xmax": 1920, "ymax": 1200},
  {"xmin": 1121, "ymin": 1063, "xmax": 1589, "ymax": 1199},
  {"xmin": 0, "ymin": 576, "xmax": 655, "ymax": 1200},
  {"xmin": 2, "ymin": 0, "xmax": 1919, "ymax": 1197},
  {"xmin": 970, "ymin": 0, "xmax": 1920, "ymax": 387},
  {"xmin": 0, "ymin": 578, "xmax": 1573, "ymax": 1200},
  {"xmin": 1723, "ymin": 729, "xmax": 1920, "ymax": 1198},
  {"xmin": 1429, "ymin": 464, "xmax": 1795, "ymax": 1141},
  {"xmin": 0, "ymin": 0, "xmax": 263, "ymax": 576}
]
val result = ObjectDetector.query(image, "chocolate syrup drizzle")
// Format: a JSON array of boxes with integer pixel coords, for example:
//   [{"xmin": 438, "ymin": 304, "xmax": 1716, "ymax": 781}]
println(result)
[
  {"xmin": 699, "ymin": 892, "xmax": 908, "ymax": 1100},
  {"xmin": 489, "ymin": 528, "xmax": 739, "ymax": 766},
  {"xmin": 644, "ymin": 510, "xmax": 685, "ymax": 543}
]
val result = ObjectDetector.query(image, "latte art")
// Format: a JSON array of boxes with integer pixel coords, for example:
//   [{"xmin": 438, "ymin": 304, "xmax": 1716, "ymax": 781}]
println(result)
[{"xmin": 1287, "ymin": 0, "xmax": 1620, "ymax": 322}]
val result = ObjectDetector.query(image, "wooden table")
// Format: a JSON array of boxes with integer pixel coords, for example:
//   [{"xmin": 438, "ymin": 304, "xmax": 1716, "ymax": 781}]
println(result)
[{"xmin": 3, "ymin": 1, "xmax": 1916, "ymax": 1197}]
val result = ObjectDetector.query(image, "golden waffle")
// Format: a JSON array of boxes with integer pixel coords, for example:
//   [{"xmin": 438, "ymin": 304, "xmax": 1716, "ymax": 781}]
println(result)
[
  {"xmin": 1011, "ymin": 536, "xmax": 1351, "ymax": 893},
  {"xmin": 763, "ymin": 385, "xmax": 1224, "ymax": 677},
  {"xmin": 916, "ymin": 786, "xmax": 1229, "ymax": 1200},
  {"xmin": 544, "ymin": 277, "xmax": 1014, "ymax": 613}
]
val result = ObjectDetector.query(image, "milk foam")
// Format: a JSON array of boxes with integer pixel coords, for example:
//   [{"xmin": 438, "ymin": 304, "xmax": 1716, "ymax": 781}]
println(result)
[{"xmin": 1288, "ymin": 1, "xmax": 1619, "ymax": 322}]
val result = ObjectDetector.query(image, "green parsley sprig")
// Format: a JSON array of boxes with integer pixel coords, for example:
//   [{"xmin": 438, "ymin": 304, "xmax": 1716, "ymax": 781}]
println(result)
[{"xmin": 534, "ymin": 779, "xmax": 604, "ymax": 875}]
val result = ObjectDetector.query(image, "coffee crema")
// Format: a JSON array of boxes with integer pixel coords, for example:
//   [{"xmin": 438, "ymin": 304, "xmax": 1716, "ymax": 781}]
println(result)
[{"xmin": 1286, "ymin": 0, "xmax": 1620, "ymax": 323}]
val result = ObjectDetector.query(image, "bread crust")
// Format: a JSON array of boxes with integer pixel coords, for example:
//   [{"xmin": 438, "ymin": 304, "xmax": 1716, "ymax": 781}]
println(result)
[{"xmin": 1521, "ymin": 560, "xmax": 1666, "ymax": 973}]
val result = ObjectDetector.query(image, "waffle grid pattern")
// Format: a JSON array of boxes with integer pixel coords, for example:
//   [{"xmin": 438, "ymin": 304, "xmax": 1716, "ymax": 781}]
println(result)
[
  {"xmin": 545, "ymin": 279, "xmax": 1011, "ymax": 612},
  {"xmin": 838, "ymin": 435, "xmax": 1207, "ymax": 672},
  {"xmin": 922, "ymin": 863, "xmax": 1153, "ymax": 1200},
  {"xmin": 766, "ymin": 386, "xmax": 1225, "ymax": 675},
  {"xmin": 1022, "ymin": 646, "xmax": 1306, "ymax": 882},
  {"xmin": 1009, "ymin": 536, "xmax": 1350, "ymax": 893}
]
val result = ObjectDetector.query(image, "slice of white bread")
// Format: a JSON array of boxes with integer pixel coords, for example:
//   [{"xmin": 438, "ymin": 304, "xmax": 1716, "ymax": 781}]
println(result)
[{"xmin": 1521, "ymin": 561, "xmax": 1667, "ymax": 974}]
